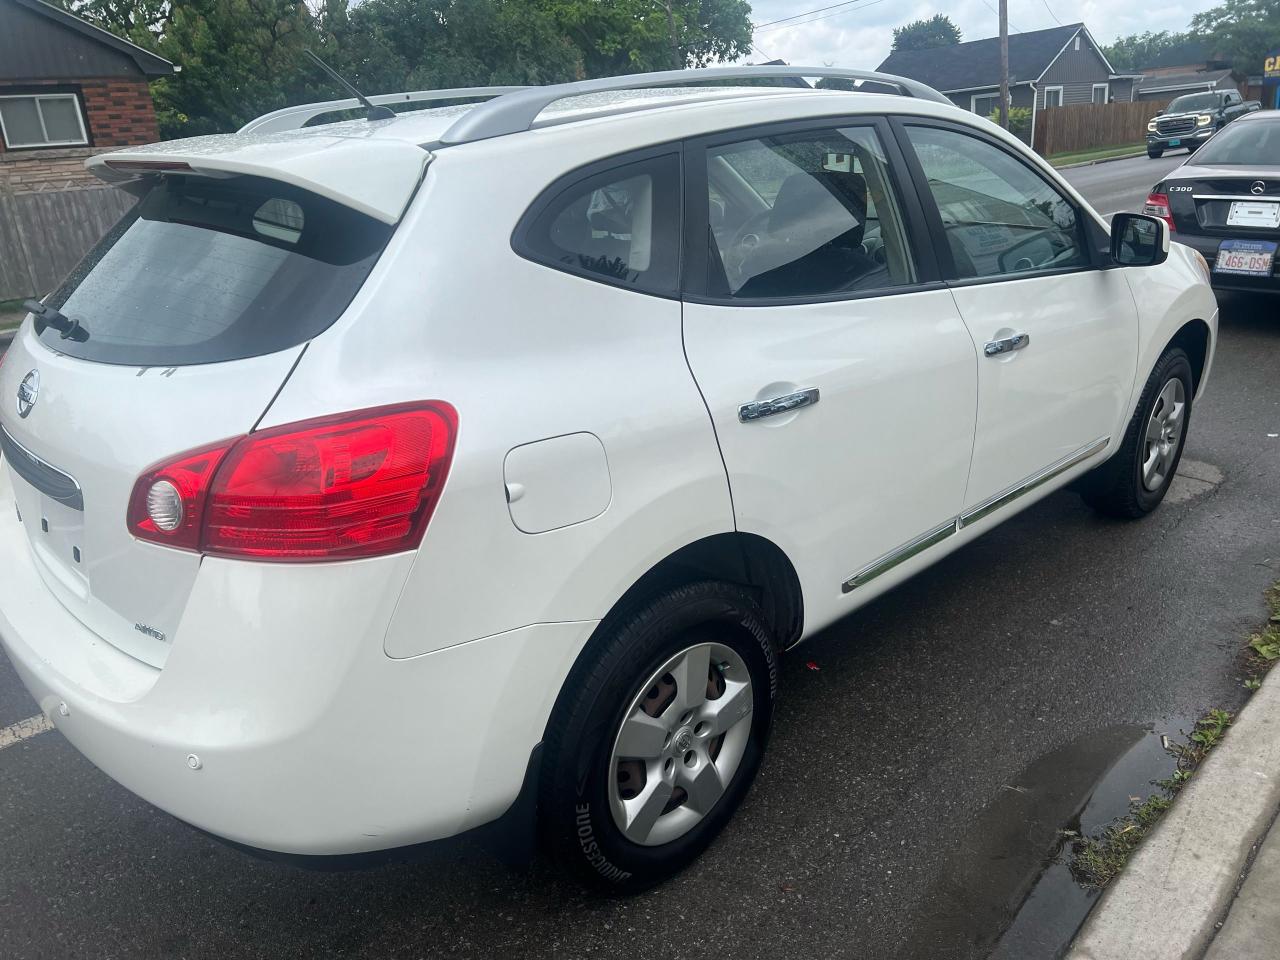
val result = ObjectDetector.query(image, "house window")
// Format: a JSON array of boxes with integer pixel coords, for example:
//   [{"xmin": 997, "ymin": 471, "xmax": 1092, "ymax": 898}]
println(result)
[
  {"xmin": 0, "ymin": 93, "xmax": 89, "ymax": 149},
  {"xmin": 1043, "ymin": 86, "xmax": 1064, "ymax": 109},
  {"xmin": 971, "ymin": 93, "xmax": 1001, "ymax": 117},
  {"xmin": 1074, "ymin": 36, "xmax": 1081, "ymax": 51},
  {"xmin": 1092, "ymin": 83, "xmax": 1109, "ymax": 105}
]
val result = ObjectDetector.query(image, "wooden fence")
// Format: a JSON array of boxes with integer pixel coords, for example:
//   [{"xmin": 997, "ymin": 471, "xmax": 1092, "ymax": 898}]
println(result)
[
  {"xmin": 1033, "ymin": 99, "xmax": 1172, "ymax": 157},
  {"xmin": 0, "ymin": 186, "xmax": 135, "ymax": 302}
]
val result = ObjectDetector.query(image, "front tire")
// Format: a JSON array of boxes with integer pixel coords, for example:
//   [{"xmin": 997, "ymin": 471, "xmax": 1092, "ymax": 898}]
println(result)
[
  {"xmin": 1147, "ymin": 146, "xmax": 1164, "ymax": 159},
  {"xmin": 1080, "ymin": 347, "xmax": 1193, "ymax": 519},
  {"xmin": 539, "ymin": 581, "xmax": 778, "ymax": 891}
]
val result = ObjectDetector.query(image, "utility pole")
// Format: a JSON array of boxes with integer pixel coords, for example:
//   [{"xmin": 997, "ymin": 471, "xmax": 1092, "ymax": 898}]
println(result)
[
  {"xmin": 999, "ymin": 0, "xmax": 1010, "ymax": 128},
  {"xmin": 662, "ymin": 0, "xmax": 681, "ymax": 70}
]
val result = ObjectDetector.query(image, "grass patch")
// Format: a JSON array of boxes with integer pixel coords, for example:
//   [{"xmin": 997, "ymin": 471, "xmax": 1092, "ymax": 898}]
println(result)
[
  {"xmin": 1243, "ymin": 583, "xmax": 1280, "ymax": 688},
  {"xmin": 1069, "ymin": 709, "xmax": 1233, "ymax": 887},
  {"xmin": 1048, "ymin": 143, "xmax": 1146, "ymax": 168},
  {"xmin": 0, "ymin": 297, "xmax": 28, "ymax": 331}
]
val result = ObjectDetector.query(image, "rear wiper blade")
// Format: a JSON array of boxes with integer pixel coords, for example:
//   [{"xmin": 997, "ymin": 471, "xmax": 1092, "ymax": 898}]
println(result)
[{"xmin": 24, "ymin": 299, "xmax": 89, "ymax": 342}]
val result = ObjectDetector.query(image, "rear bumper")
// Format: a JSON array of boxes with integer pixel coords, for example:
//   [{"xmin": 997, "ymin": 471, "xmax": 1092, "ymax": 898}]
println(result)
[
  {"xmin": 1173, "ymin": 233, "xmax": 1280, "ymax": 293},
  {"xmin": 0, "ymin": 468, "xmax": 594, "ymax": 855}
]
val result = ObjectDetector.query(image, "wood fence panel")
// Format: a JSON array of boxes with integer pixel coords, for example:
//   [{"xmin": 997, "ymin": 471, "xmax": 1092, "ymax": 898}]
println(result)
[
  {"xmin": 0, "ymin": 187, "xmax": 136, "ymax": 301},
  {"xmin": 1034, "ymin": 99, "xmax": 1172, "ymax": 156}
]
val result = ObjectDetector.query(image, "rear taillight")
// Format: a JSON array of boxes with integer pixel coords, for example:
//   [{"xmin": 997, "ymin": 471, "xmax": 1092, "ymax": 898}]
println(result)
[
  {"xmin": 128, "ymin": 402, "xmax": 457, "ymax": 561},
  {"xmin": 1143, "ymin": 192, "xmax": 1175, "ymax": 231}
]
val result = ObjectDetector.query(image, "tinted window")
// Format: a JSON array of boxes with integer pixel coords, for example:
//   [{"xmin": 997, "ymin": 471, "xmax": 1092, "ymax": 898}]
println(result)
[
  {"xmin": 705, "ymin": 126, "xmax": 917, "ymax": 299},
  {"xmin": 519, "ymin": 154, "xmax": 680, "ymax": 296},
  {"xmin": 906, "ymin": 126, "xmax": 1089, "ymax": 280},
  {"xmin": 42, "ymin": 175, "xmax": 392, "ymax": 366},
  {"xmin": 1193, "ymin": 119, "xmax": 1280, "ymax": 165}
]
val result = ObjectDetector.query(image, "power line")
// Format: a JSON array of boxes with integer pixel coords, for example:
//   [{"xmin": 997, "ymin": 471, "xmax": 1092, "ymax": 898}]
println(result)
[
  {"xmin": 1040, "ymin": 0, "xmax": 1064, "ymax": 25},
  {"xmin": 754, "ymin": 0, "xmax": 889, "ymax": 35},
  {"xmin": 979, "ymin": 0, "xmax": 1021, "ymax": 32},
  {"xmin": 752, "ymin": 0, "xmax": 869, "ymax": 31}
]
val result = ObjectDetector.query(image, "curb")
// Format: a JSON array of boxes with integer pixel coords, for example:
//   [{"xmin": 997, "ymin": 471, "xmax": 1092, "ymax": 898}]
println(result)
[
  {"xmin": 1066, "ymin": 670, "xmax": 1280, "ymax": 959},
  {"xmin": 1052, "ymin": 150, "xmax": 1148, "ymax": 170}
]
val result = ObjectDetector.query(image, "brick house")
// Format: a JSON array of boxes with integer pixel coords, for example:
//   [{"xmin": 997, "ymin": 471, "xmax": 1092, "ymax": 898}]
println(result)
[{"xmin": 0, "ymin": 0, "xmax": 174, "ymax": 300}]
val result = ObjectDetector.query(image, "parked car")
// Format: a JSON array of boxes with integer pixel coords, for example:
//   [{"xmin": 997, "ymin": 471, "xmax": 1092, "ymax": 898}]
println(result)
[
  {"xmin": 0, "ymin": 66, "xmax": 1217, "ymax": 890},
  {"xmin": 1144, "ymin": 111, "xmax": 1280, "ymax": 294},
  {"xmin": 1147, "ymin": 89, "xmax": 1261, "ymax": 158}
]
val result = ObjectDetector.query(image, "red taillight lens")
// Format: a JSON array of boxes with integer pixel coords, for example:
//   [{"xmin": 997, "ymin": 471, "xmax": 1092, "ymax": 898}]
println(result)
[
  {"xmin": 128, "ymin": 402, "xmax": 458, "ymax": 561},
  {"xmin": 1143, "ymin": 192, "xmax": 1175, "ymax": 231}
]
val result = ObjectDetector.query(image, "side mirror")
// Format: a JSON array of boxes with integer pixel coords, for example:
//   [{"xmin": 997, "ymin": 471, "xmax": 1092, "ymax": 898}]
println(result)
[
  {"xmin": 1155, "ymin": 109, "xmax": 1165, "ymax": 116},
  {"xmin": 1111, "ymin": 213, "xmax": 1170, "ymax": 267}
]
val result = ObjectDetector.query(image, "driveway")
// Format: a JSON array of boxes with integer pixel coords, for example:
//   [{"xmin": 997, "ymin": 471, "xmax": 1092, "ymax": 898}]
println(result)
[{"xmin": 2, "ymin": 162, "xmax": 1277, "ymax": 960}]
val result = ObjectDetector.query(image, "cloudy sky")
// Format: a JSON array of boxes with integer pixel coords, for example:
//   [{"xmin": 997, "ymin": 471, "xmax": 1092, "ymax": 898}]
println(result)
[{"xmin": 744, "ymin": 0, "xmax": 1220, "ymax": 68}]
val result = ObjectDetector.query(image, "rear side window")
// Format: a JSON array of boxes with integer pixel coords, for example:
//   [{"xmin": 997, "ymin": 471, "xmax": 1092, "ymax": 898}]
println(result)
[
  {"xmin": 516, "ymin": 153, "xmax": 680, "ymax": 297},
  {"xmin": 42, "ymin": 175, "xmax": 393, "ymax": 366}
]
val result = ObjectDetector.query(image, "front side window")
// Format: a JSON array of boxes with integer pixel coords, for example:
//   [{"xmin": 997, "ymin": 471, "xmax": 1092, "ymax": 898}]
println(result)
[
  {"xmin": 0, "ymin": 93, "xmax": 88, "ymax": 148},
  {"xmin": 906, "ymin": 125, "xmax": 1089, "ymax": 280},
  {"xmin": 704, "ymin": 126, "xmax": 917, "ymax": 300},
  {"xmin": 518, "ymin": 153, "xmax": 680, "ymax": 296}
]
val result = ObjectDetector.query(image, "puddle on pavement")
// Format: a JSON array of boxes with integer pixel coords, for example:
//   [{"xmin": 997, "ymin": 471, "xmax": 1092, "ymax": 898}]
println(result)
[{"xmin": 908, "ymin": 719, "xmax": 1191, "ymax": 960}]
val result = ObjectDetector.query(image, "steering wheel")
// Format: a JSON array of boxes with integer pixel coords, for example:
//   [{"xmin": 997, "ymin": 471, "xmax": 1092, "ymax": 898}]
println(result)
[{"xmin": 722, "ymin": 209, "xmax": 774, "ymax": 287}]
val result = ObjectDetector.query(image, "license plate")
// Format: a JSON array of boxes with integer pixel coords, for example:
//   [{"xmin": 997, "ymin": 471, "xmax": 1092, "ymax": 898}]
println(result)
[
  {"xmin": 1227, "ymin": 200, "xmax": 1280, "ymax": 229},
  {"xmin": 1168, "ymin": 139, "xmax": 1181, "ymax": 147},
  {"xmin": 1214, "ymin": 239, "xmax": 1277, "ymax": 277}
]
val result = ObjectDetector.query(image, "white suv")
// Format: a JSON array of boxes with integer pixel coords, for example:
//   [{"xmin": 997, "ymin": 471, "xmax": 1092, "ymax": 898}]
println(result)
[{"xmin": 0, "ymin": 67, "xmax": 1217, "ymax": 889}]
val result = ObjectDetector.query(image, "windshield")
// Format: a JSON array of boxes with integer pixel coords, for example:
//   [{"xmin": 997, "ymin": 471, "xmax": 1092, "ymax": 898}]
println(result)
[
  {"xmin": 1191, "ymin": 119, "xmax": 1280, "ymax": 165},
  {"xmin": 41, "ymin": 174, "xmax": 393, "ymax": 366},
  {"xmin": 1166, "ymin": 93, "xmax": 1220, "ymax": 114}
]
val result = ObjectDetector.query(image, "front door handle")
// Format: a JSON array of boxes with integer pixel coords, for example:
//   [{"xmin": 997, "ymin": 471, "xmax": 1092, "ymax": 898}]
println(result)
[
  {"xmin": 984, "ymin": 332, "xmax": 1030, "ymax": 357},
  {"xmin": 738, "ymin": 387, "xmax": 820, "ymax": 423}
]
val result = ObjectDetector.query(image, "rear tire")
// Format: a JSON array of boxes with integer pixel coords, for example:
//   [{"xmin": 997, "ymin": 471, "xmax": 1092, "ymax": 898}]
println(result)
[
  {"xmin": 1080, "ymin": 347, "xmax": 1193, "ymax": 519},
  {"xmin": 538, "ymin": 581, "xmax": 778, "ymax": 892}
]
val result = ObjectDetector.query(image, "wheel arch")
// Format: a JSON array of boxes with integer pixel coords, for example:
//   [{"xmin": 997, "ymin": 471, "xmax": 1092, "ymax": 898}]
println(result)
[
  {"xmin": 1166, "ymin": 317, "xmax": 1211, "ymax": 396},
  {"xmin": 591, "ymin": 532, "xmax": 804, "ymax": 655}
]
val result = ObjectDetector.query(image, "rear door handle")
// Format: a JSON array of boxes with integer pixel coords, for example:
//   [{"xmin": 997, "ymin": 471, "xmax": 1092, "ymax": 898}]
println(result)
[
  {"xmin": 984, "ymin": 332, "xmax": 1030, "ymax": 357},
  {"xmin": 738, "ymin": 387, "xmax": 820, "ymax": 423}
]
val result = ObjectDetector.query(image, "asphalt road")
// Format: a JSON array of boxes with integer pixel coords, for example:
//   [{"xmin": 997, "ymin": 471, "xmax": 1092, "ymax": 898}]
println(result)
[
  {"xmin": 1066, "ymin": 151, "xmax": 1183, "ymax": 216},
  {"xmin": 3, "ymin": 160, "xmax": 1279, "ymax": 960}
]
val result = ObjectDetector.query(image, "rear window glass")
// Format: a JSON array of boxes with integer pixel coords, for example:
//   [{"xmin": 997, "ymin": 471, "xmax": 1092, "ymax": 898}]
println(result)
[
  {"xmin": 41, "ymin": 174, "xmax": 393, "ymax": 366},
  {"xmin": 1192, "ymin": 120, "xmax": 1280, "ymax": 165}
]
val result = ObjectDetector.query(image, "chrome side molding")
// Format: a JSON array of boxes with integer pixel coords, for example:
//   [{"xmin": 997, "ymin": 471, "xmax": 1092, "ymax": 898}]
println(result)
[
  {"xmin": 841, "ymin": 519, "xmax": 958, "ymax": 594},
  {"xmin": 840, "ymin": 436, "xmax": 1110, "ymax": 594},
  {"xmin": 958, "ymin": 436, "xmax": 1109, "ymax": 528}
]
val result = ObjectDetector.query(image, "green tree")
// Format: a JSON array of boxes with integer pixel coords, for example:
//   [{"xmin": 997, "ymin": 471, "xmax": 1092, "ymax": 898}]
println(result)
[
  {"xmin": 56, "ymin": 0, "xmax": 754, "ymax": 139},
  {"xmin": 1190, "ymin": 0, "xmax": 1280, "ymax": 77},
  {"xmin": 1103, "ymin": 31, "xmax": 1194, "ymax": 71},
  {"xmin": 891, "ymin": 14, "xmax": 962, "ymax": 53}
]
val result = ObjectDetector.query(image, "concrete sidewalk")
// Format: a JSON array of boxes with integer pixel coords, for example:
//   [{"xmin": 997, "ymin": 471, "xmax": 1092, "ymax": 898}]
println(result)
[{"xmin": 1067, "ymin": 661, "xmax": 1280, "ymax": 959}]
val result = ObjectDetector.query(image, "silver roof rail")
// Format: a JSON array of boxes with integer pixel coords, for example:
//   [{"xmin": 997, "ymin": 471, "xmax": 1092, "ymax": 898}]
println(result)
[
  {"xmin": 439, "ymin": 66, "xmax": 949, "ymax": 145},
  {"xmin": 239, "ymin": 86, "xmax": 529, "ymax": 136}
]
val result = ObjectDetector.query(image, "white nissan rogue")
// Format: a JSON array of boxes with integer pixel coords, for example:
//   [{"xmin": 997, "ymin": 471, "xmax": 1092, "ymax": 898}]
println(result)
[{"xmin": 0, "ymin": 66, "xmax": 1217, "ymax": 890}]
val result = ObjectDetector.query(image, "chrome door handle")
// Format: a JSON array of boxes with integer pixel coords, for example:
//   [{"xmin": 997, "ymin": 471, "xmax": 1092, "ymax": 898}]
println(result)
[
  {"xmin": 984, "ymin": 332, "xmax": 1030, "ymax": 357},
  {"xmin": 738, "ymin": 387, "xmax": 820, "ymax": 423}
]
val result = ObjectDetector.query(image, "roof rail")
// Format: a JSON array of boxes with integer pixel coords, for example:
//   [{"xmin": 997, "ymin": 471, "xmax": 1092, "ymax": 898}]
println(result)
[
  {"xmin": 439, "ymin": 66, "xmax": 950, "ymax": 145},
  {"xmin": 238, "ymin": 86, "xmax": 529, "ymax": 136}
]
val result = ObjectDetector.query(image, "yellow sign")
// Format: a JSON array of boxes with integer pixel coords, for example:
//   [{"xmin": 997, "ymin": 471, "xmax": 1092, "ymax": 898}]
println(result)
[{"xmin": 1267, "ymin": 50, "xmax": 1280, "ymax": 80}]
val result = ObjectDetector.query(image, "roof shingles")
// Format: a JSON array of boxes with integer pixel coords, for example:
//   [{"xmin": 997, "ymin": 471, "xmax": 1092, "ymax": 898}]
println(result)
[{"xmin": 877, "ymin": 23, "xmax": 1082, "ymax": 93}]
